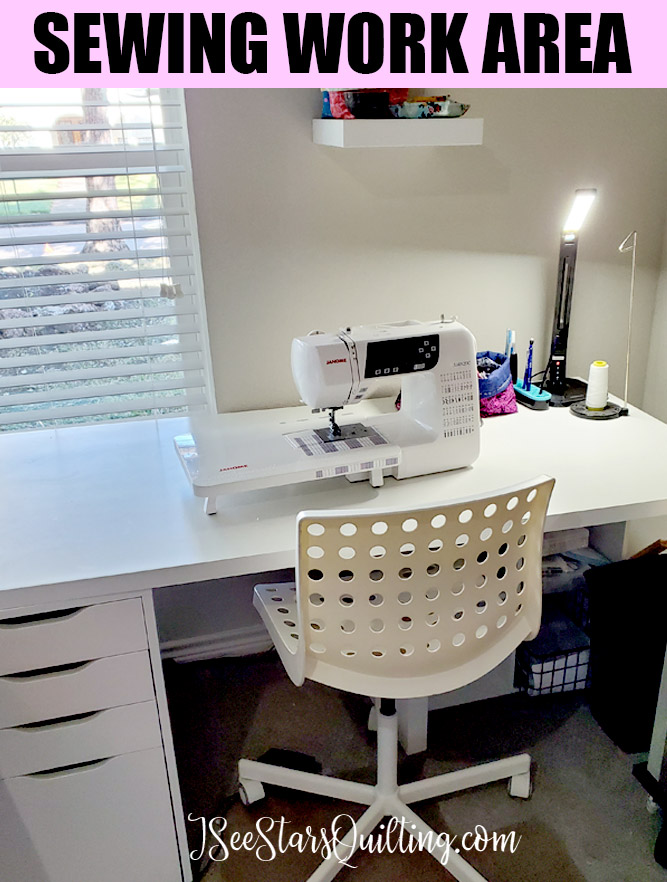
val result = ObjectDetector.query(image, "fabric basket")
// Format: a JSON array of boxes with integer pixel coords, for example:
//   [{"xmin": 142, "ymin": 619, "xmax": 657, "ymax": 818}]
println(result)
[{"xmin": 477, "ymin": 350, "xmax": 517, "ymax": 417}]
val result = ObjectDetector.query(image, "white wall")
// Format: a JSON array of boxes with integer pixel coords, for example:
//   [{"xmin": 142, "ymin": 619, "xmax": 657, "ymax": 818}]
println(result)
[
  {"xmin": 624, "ymin": 219, "xmax": 667, "ymax": 555},
  {"xmin": 153, "ymin": 570, "xmax": 293, "ymax": 661},
  {"xmin": 185, "ymin": 88, "xmax": 667, "ymax": 413},
  {"xmin": 643, "ymin": 222, "xmax": 667, "ymax": 422}
]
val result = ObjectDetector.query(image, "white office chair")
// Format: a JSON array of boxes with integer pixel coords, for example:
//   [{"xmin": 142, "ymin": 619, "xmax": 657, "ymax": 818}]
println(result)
[{"xmin": 238, "ymin": 476, "xmax": 555, "ymax": 882}]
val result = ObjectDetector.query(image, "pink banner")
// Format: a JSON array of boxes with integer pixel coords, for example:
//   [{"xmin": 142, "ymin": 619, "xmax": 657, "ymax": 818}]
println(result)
[{"xmin": 0, "ymin": 1, "xmax": 664, "ymax": 87}]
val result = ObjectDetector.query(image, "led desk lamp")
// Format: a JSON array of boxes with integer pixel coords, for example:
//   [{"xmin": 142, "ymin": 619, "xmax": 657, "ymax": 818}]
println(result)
[{"xmin": 542, "ymin": 188, "xmax": 597, "ymax": 406}]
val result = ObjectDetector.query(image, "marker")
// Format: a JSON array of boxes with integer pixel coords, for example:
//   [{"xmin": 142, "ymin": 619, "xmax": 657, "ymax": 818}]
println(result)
[
  {"xmin": 523, "ymin": 338, "xmax": 534, "ymax": 390},
  {"xmin": 507, "ymin": 330, "xmax": 517, "ymax": 383}
]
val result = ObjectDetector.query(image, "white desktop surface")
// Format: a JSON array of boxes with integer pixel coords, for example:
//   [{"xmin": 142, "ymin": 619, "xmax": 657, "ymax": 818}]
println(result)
[{"xmin": 2, "ymin": 400, "xmax": 667, "ymax": 610}]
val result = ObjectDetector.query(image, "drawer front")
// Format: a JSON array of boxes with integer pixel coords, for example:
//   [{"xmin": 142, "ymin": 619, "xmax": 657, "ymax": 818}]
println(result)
[
  {"xmin": 0, "ymin": 598, "xmax": 147, "ymax": 676},
  {"xmin": 0, "ymin": 651, "xmax": 154, "ymax": 729},
  {"xmin": 0, "ymin": 748, "xmax": 183, "ymax": 882},
  {"xmin": 0, "ymin": 701, "xmax": 162, "ymax": 779}
]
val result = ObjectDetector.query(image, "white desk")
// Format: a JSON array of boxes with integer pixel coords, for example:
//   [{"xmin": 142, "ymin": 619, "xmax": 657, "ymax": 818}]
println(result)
[
  {"xmin": 1, "ymin": 400, "xmax": 667, "ymax": 881},
  {"xmin": 3, "ymin": 400, "xmax": 667, "ymax": 607}
]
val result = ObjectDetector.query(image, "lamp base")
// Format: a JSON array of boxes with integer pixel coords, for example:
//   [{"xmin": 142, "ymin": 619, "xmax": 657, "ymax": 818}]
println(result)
[{"xmin": 547, "ymin": 378, "xmax": 587, "ymax": 407}]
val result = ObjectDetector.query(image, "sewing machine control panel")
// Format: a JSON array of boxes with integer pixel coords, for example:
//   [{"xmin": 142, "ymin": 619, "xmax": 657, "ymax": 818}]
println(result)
[{"xmin": 363, "ymin": 335, "xmax": 440, "ymax": 379}]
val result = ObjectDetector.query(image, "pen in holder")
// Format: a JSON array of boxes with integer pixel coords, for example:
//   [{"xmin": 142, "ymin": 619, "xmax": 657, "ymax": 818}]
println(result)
[
  {"xmin": 514, "ymin": 338, "xmax": 551, "ymax": 409},
  {"xmin": 505, "ymin": 329, "xmax": 518, "ymax": 383},
  {"xmin": 523, "ymin": 339, "xmax": 534, "ymax": 391}
]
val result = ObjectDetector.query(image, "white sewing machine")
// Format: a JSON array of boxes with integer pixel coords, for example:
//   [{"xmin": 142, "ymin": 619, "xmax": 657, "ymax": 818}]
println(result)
[{"xmin": 175, "ymin": 318, "xmax": 480, "ymax": 513}]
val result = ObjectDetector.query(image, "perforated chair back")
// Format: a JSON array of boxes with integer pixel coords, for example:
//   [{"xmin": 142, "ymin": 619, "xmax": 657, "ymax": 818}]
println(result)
[{"xmin": 255, "ymin": 476, "xmax": 554, "ymax": 700}]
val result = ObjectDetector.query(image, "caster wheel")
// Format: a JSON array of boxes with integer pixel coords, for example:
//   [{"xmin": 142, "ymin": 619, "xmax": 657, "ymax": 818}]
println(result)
[
  {"xmin": 647, "ymin": 795, "xmax": 660, "ymax": 815},
  {"xmin": 239, "ymin": 779, "xmax": 265, "ymax": 806},
  {"xmin": 508, "ymin": 773, "xmax": 532, "ymax": 799}
]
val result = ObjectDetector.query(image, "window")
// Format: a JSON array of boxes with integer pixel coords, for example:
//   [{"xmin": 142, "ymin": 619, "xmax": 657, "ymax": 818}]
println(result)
[{"xmin": 0, "ymin": 87, "xmax": 213, "ymax": 431}]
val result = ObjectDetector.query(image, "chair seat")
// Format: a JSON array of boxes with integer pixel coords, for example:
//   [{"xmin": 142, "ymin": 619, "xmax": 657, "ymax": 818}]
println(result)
[{"xmin": 257, "ymin": 478, "xmax": 552, "ymax": 700}]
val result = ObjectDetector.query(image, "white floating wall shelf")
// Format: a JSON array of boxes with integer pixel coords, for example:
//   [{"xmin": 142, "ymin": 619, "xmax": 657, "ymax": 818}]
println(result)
[{"xmin": 312, "ymin": 118, "xmax": 484, "ymax": 149}]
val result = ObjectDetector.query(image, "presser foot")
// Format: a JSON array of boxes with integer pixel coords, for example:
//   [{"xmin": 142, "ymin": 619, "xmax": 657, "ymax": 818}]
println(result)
[{"xmin": 314, "ymin": 422, "xmax": 377, "ymax": 444}]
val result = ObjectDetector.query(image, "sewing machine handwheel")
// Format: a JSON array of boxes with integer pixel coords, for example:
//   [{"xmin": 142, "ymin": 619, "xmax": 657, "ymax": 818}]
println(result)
[{"xmin": 239, "ymin": 779, "xmax": 265, "ymax": 806}]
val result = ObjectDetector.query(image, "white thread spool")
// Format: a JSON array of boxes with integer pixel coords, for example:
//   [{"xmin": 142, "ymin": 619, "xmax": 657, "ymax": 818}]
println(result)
[{"xmin": 586, "ymin": 360, "xmax": 609, "ymax": 410}]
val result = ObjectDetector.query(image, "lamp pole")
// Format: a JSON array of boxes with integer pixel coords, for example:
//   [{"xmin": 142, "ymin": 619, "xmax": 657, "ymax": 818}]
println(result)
[{"xmin": 543, "ymin": 188, "xmax": 597, "ymax": 407}]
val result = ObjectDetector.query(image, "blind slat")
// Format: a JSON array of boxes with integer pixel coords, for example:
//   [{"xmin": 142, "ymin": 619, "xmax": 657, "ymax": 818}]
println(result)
[
  {"xmin": 0, "ymin": 228, "xmax": 192, "ymax": 248},
  {"xmin": 0, "ymin": 339, "xmax": 200, "ymax": 369},
  {"xmin": 0, "ymin": 123, "xmax": 181, "ymax": 133},
  {"xmin": 1, "ymin": 374, "xmax": 205, "ymax": 408},
  {"xmin": 1, "ymin": 144, "xmax": 185, "ymax": 157},
  {"xmin": 0, "ymin": 247, "xmax": 189, "ymax": 269},
  {"xmin": 0, "ymin": 391, "xmax": 207, "ymax": 427},
  {"xmin": 0, "ymin": 302, "xmax": 198, "ymax": 331},
  {"xmin": 0, "ymin": 187, "xmax": 186, "ymax": 203},
  {"xmin": 0, "ymin": 318, "xmax": 201, "ymax": 351},
  {"xmin": 0, "ymin": 285, "xmax": 194, "ymax": 310},
  {"xmin": 0, "ymin": 99, "xmax": 177, "ymax": 109},
  {"xmin": 0, "ymin": 166, "xmax": 185, "ymax": 180},
  {"xmin": 0, "ymin": 207, "xmax": 189, "ymax": 225},
  {"xmin": 0, "ymin": 356, "xmax": 203, "ymax": 389},
  {"xmin": 0, "ymin": 267, "xmax": 193, "ymax": 292}
]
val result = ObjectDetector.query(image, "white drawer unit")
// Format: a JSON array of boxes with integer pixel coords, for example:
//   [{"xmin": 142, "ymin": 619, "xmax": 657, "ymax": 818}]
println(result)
[
  {"xmin": 0, "ymin": 598, "xmax": 148, "ymax": 675},
  {"xmin": 0, "ymin": 593, "xmax": 191, "ymax": 882},
  {"xmin": 0, "ymin": 651, "xmax": 155, "ymax": 729},
  {"xmin": 0, "ymin": 748, "xmax": 183, "ymax": 882},
  {"xmin": 0, "ymin": 701, "xmax": 162, "ymax": 779}
]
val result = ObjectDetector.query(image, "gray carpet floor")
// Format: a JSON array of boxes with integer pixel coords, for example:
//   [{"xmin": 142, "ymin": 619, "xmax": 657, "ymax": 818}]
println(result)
[{"xmin": 163, "ymin": 651, "xmax": 667, "ymax": 882}]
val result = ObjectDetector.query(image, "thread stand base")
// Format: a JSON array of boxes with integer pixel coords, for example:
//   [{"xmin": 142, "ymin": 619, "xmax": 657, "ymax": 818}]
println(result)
[{"xmin": 570, "ymin": 402, "xmax": 626, "ymax": 420}]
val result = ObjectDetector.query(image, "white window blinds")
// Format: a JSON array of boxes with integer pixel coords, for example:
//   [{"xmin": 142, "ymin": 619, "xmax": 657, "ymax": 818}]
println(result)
[{"xmin": 0, "ymin": 87, "xmax": 212, "ymax": 431}]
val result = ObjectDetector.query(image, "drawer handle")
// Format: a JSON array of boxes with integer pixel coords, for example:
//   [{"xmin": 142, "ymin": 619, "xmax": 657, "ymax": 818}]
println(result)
[
  {"xmin": 0, "ymin": 607, "xmax": 83, "ymax": 628},
  {"xmin": 17, "ymin": 710, "xmax": 101, "ymax": 731},
  {"xmin": 2, "ymin": 660, "xmax": 92, "ymax": 681},
  {"xmin": 28, "ymin": 757, "xmax": 112, "ymax": 779}
]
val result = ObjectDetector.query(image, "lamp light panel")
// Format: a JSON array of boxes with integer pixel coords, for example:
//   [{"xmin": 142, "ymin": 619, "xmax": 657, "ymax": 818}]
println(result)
[{"xmin": 562, "ymin": 189, "xmax": 597, "ymax": 234}]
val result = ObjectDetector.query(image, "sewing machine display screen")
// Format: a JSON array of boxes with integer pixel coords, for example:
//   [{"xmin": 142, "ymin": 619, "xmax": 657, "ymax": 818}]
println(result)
[{"xmin": 363, "ymin": 335, "xmax": 440, "ymax": 379}]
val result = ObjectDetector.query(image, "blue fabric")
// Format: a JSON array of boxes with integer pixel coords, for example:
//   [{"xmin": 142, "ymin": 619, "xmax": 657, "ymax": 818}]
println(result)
[
  {"xmin": 477, "ymin": 350, "xmax": 512, "ymax": 399},
  {"xmin": 321, "ymin": 91, "xmax": 333, "ymax": 118}
]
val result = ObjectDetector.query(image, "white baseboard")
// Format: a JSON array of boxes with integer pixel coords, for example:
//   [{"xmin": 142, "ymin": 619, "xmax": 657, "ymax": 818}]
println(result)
[{"xmin": 160, "ymin": 623, "xmax": 273, "ymax": 663}]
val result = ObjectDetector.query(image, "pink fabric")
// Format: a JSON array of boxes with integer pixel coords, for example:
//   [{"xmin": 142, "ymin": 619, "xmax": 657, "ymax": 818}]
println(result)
[
  {"xmin": 480, "ymin": 383, "xmax": 517, "ymax": 417},
  {"xmin": 329, "ymin": 91, "xmax": 355, "ymax": 119}
]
